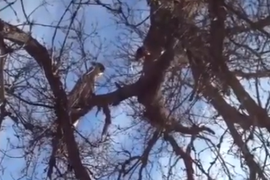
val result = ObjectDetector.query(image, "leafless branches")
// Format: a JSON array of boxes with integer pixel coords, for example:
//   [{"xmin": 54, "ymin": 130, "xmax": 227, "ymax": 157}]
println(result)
[{"xmin": 0, "ymin": 0, "xmax": 270, "ymax": 180}]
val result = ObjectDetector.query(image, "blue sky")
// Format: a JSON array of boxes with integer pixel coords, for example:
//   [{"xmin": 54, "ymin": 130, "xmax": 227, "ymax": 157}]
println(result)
[
  {"xmin": 0, "ymin": 0, "xmax": 268, "ymax": 180},
  {"xmin": 0, "ymin": 0, "xmax": 148, "ymax": 179},
  {"xmin": 0, "ymin": 1, "xmax": 57, "ymax": 178}
]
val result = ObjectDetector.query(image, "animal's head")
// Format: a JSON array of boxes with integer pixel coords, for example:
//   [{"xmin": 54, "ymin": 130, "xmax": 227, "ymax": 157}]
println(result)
[
  {"xmin": 135, "ymin": 46, "xmax": 151, "ymax": 61},
  {"xmin": 91, "ymin": 62, "xmax": 105, "ymax": 76}
]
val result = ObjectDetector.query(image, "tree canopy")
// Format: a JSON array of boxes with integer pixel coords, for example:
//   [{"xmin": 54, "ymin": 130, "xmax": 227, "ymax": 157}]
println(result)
[{"xmin": 0, "ymin": 0, "xmax": 270, "ymax": 180}]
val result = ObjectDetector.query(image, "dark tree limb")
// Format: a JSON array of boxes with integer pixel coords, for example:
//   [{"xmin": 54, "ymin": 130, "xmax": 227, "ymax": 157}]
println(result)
[
  {"xmin": 208, "ymin": 0, "xmax": 227, "ymax": 73},
  {"xmin": 0, "ymin": 36, "xmax": 7, "ymax": 105},
  {"xmin": 225, "ymin": 3, "xmax": 270, "ymax": 38},
  {"xmin": 221, "ymin": 114, "xmax": 267, "ymax": 180},
  {"xmin": 227, "ymin": 15, "xmax": 270, "ymax": 35},
  {"xmin": 101, "ymin": 105, "xmax": 111, "ymax": 138},
  {"xmin": 233, "ymin": 69, "xmax": 270, "ymax": 79},
  {"xmin": 134, "ymin": 1, "xmax": 216, "ymax": 135},
  {"xmin": 118, "ymin": 131, "xmax": 160, "ymax": 179},
  {"xmin": 173, "ymin": 1, "xmax": 270, "ymax": 134},
  {"xmin": 164, "ymin": 133, "xmax": 195, "ymax": 180},
  {"xmin": 0, "ymin": 19, "xmax": 91, "ymax": 180}
]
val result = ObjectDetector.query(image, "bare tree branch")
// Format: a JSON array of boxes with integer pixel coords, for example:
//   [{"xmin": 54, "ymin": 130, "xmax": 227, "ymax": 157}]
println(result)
[{"xmin": 0, "ymin": 18, "xmax": 91, "ymax": 180}]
